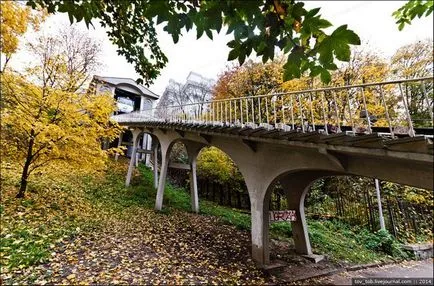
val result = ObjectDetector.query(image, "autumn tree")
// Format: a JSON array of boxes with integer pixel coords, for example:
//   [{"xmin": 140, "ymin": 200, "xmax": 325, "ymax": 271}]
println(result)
[
  {"xmin": 324, "ymin": 47, "xmax": 393, "ymax": 129},
  {"xmin": 390, "ymin": 39, "xmax": 433, "ymax": 127},
  {"xmin": 1, "ymin": 27, "xmax": 120, "ymax": 198},
  {"xmin": 214, "ymin": 60, "xmax": 284, "ymax": 101},
  {"xmin": 197, "ymin": 147, "xmax": 244, "ymax": 187},
  {"xmin": 0, "ymin": 1, "xmax": 45, "ymax": 71},
  {"xmin": 1, "ymin": 71, "xmax": 122, "ymax": 198}
]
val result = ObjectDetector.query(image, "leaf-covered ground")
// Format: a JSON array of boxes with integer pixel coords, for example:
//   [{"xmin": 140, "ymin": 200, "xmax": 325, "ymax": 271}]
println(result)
[
  {"xmin": 1, "ymin": 159, "xmax": 412, "ymax": 285},
  {"xmin": 4, "ymin": 208, "xmax": 270, "ymax": 285},
  {"xmin": 1, "ymin": 161, "xmax": 274, "ymax": 285}
]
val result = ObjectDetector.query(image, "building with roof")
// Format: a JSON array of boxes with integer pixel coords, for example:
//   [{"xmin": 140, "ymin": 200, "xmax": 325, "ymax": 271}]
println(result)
[{"xmin": 89, "ymin": 75, "xmax": 159, "ymax": 164}]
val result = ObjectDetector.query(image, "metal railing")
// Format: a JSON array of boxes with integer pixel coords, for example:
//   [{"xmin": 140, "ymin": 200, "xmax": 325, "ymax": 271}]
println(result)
[{"xmin": 113, "ymin": 76, "xmax": 434, "ymax": 137}]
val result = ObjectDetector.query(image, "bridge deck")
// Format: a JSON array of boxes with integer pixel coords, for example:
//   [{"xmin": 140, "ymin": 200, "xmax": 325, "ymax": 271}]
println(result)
[{"xmin": 121, "ymin": 121, "xmax": 433, "ymax": 155}]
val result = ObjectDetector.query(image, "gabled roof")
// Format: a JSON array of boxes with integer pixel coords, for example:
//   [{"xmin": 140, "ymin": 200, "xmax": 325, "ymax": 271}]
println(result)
[{"xmin": 93, "ymin": 75, "xmax": 159, "ymax": 100}]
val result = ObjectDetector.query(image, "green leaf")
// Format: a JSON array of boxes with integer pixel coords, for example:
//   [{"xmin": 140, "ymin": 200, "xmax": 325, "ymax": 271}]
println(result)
[
  {"xmin": 320, "ymin": 70, "xmax": 331, "ymax": 84},
  {"xmin": 324, "ymin": 62, "xmax": 338, "ymax": 70},
  {"xmin": 205, "ymin": 29, "xmax": 213, "ymax": 40},
  {"xmin": 238, "ymin": 53, "xmax": 246, "ymax": 65},
  {"xmin": 317, "ymin": 38, "xmax": 333, "ymax": 65},
  {"xmin": 227, "ymin": 49, "xmax": 238, "ymax": 61},
  {"xmin": 334, "ymin": 44, "xmax": 351, "ymax": 61},
  {"xmin": 196, "ymin": 26, "xmax": 204, "ymax": 39},
  {"xmin": 283, "ymin": 47, "xmax": 304, "ymax": 81},
  {"xmin": 309, "ymin": 65, "xmax": 322, "ymax": 77},
  {"xmin": 226, "ymin": 40, "xmax": 237, "ymax": 48},
  {"xmin": 331, "ymin": 25, "xmax": 361, "ymax": 45},
  {"xmin": 306, "ymin": 7, "xmax": 321, "ymax": 18}
]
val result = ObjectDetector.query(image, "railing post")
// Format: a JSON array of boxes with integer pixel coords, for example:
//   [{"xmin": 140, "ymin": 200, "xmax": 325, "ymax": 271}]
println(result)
[
  {"xmin": 212, "ymin": 102, "xmax": 215, "ymax": 123},
  {"xmin": 251, "ymin": 98, "xmax": 255, "ymax": 125},
  {"xmin": 229, "ymin": 100, "xmax": 232, "ymax": 124},
  {"xmin": 345, "ymin": 87, "xmax": 355, "ymax": 134},
  {"xmin": 220, "ymin": 102, "xmax": 223, "ymax": 124},
  {"xmin": 114, "ymin": 132, "xmax": 123, "ymax": 161},
  {"xmin": 265, "ymin": 97, "xmax": 270, "ymax": 124},
  {"xmin": 308, "ymin": 92, "xmax": 316, "ymax": 131},
  {"xmin": 245, "ymin": 98, "xmax": 249, "ymax": 123},
  {"xmin": 398, "ymin": 83, "xmax": 415, "ymax": 137},
  {"xmin": 273, "ymin": 96, "xmax": 277, "ymax": 126},
  {"xmin": 297, "ymin": 94, "xmax": 305, "ymax": 132},
  {"xmin": 360, "ymin": 86, "xmax": 372, "ymax": 134},
  {"xmin": 234, "ymin": 100, "xmax": 238, "ymax": 125},
  {"xmin": 332, "ymin": 91, "xmax": 341, "ymax": 133},
  {"xmin": 321, "ymin": 91, "xmax": 328, "ymax": 135},
  {"xmin": 421, "ymin": 81, "xmax": 433, "ymax": 126},
  {"xmin": 379, "ymin": 85, "xmax": 394, "ymax": 138},
  {"xmin": 258, "ymin": 97, "xmax": 262, "ymax": 124},
  {"xmin": 225, "ymin": 101, "xmax": 228, "ymax": 124},
  {"xmin": 290, "ymin": 94, "xmax": 295, "ymax": 130},
  {"xmin": 240, "ymin": 99, "xmax": 244, "ymax": 125}
]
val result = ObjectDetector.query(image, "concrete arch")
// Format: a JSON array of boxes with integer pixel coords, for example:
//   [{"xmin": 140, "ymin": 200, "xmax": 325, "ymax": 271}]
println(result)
[
  {"xmin": 116, "ymin": 83, "xmax": 146, "ymax": 96},
  {"xmin": 125, "ymin": 129, "xmax": 160, "ymax": 187},
  {"xmin": 150, "ymin": 130, "xmax": 208, "ymax": 213}
]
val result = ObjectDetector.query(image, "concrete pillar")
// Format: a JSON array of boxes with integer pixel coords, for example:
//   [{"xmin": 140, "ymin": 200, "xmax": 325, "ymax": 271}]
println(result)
[
  {"xmin": 155, "ymin": 141, "xmax": 172, "ymax": 211},
  {"xmin": 115, "ymin": 132, "xmax": 123, "ymax": 161},
  {"xmin": 287, "ymin": 190, "xmax": 312, "ymax": 255},
  {"xmin": 189, "ymin": 157, "xmax": 199, "ymax": 213},
  {"xmin": 250, "ymin": 196, "xmax": 270, "ymax": 266},
  {"xmin": 125, "ymin": 129, "xmax": 141, "ymax": 187},
  {"xmin": 153, "ymin": 142, "xmax": 159, "ymax": 189},
  {"xmin": 135, "ymin": 138, "xmax": 140, "ymax": 167},
  {"xmin": 185, "ymin": 142, "xmax": 203, "ymax": 213},
  {"xmin": 280, "ymin": 173, "xmax": 322, "ymax": 255},
  {"xmin": 146, "ymin": 135, "xmax": 152, "ymax": 166}
]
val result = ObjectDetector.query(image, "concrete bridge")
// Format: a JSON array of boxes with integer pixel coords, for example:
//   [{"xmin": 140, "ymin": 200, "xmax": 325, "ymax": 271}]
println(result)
[{"xmin": 113, "ymin": 77, "xmax": 433, "ymax": 267}]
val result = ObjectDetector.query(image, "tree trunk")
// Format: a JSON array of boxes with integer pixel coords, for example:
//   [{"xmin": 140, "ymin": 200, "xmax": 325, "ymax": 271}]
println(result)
[{"xmin": 17, "ymin": 133, "xmax": 34, "ymax": 198}]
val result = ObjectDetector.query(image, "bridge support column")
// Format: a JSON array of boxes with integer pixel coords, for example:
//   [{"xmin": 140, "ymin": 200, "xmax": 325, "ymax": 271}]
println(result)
[
  {"xmin": 280, "ymin": 173, "xmax": 321, "ymax": 255},
  {"xmin": 152, "ymin": 142, "xmax": 159, "ymax": 190},
  {"xmin": 185, "ymin": 142, "xmax": 204, "ymax": 213},
  {"xmin": 241, "ymin": 171, "xmax": 272, "ymax": 267},
  {"xmin": 250, "ymin": 194, "xmax": 270, "ymax": 266},
  {"xmin": 115, "ymin": 132, "xmax": 123, "ymax": 161},
  {"xmin": 155, "ymin": 140, "xmax": 172, "ymax": 211},
  {"xmin": 125, "ymin": 129, "xmax": 141, "ymax": 187}
]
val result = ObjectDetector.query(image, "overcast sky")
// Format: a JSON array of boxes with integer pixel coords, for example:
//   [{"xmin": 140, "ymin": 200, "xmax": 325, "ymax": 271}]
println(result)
[{"xmin": 7, "ymin": 1, "xmax": 434, "ymax": 95}]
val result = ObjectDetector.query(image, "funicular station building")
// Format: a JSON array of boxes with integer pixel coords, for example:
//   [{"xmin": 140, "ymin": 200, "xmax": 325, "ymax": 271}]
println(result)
[{"xmin": 90, "ymin": 76, "xmax": 159, "ymax": 164}]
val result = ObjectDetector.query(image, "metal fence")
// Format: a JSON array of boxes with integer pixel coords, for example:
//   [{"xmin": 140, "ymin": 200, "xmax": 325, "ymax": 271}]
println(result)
[{"xmin": 114, "ymin": 76, "xmax": 433, "ymax": 137}]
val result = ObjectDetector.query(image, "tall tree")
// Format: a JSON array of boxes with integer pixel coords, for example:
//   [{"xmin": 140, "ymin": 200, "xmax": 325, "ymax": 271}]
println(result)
[
  {"xmin": 213, "ymin": 60, "xmax": 284, "ymax": 101},
  {"xmin": 390, "ymin": 39, "xmax": 433, "ymax": 127},
  {"xmin": 1, "ymin": 71, "xmax": 122, "ymax": 198},
  {"xmin": 1, "ymin": 27, "xmax": 119, "ymax": 198},
  {"xmin": 27, "ymin": 25, "xmax": 102, "ymax": 93},
  {"xmin": 27, "ymin": 0, "xmax": 360, "ymax": 85}
]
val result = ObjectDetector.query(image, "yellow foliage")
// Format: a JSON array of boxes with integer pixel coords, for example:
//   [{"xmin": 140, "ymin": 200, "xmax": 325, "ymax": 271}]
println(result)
[
  {"xmin": 0, "ymin": 1, "xmax": 45, "ymax": 58},
  {"xmin": 1, "ymin": 71, "xmax": 122, "ymax": 197},
  {"xmin": 197, "ymin": 147, "xmax": 243, "ymax": 184}
]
